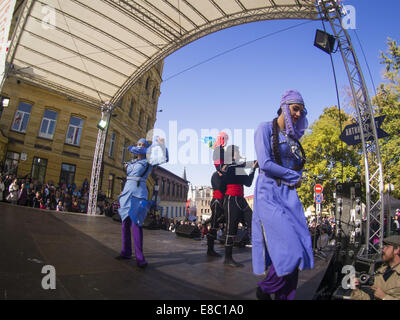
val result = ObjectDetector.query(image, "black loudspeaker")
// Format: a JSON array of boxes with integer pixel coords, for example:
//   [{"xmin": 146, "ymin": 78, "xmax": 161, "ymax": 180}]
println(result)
[
  {"xmin": 175, "ymin": 225, "xmax": 201, "ymax": 238},
  {"xmin": 142, "ymin": 215, "xmax": 160, "ymax": 229},
  {"xmin": 112, "ymin": 213, "xmax": 122, "ymax": 222}
]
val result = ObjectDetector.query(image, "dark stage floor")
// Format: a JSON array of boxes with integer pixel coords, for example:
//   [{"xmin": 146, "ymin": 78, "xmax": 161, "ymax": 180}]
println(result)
[{"xmin": 0, "ymin": 202, "xmax": 332, "ymax": 300}]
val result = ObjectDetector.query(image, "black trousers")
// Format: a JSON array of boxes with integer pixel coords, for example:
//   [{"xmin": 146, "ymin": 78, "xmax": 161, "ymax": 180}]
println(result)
[
  {"xmin": 223, "ymin": 195, "xmax": 252, "ymax": 246},
  {"xmin": 208, "ymin": 198, "xmax": 224, "ymax": 241}
]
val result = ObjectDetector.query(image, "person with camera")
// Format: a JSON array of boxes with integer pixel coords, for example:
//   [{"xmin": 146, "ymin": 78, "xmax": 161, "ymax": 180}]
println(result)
[
  {"xmin": 351, "ymin": 235, "xmax": 400, "ymax": 300},
  {"xmin": 252, "ymin": 90, "xmax": 314, "ymax": 300}
]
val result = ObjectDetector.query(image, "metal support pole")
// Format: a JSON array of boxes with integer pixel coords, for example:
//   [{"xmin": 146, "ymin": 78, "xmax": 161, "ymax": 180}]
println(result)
[
  {"xmin": 88, "ymin": 102, "xmax": 114, "ymax": 215},
  {"xmin": 387, "ymin": 177, "xmax": 392, "ymax": 237}
]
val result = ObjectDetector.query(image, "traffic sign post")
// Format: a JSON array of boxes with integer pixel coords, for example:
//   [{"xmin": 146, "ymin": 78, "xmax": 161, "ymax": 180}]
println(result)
[
  {"xmin": 314, "ymin": 184, "xmax": 323, "ymax": 194},
  {"xmin": 315, "ymin": 193, "xmax": 323, "ymax": 204}
]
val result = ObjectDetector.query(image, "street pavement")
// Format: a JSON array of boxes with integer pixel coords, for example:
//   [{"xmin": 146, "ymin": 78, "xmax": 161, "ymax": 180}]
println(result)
[{"xmin": 0, "ymin": 202, "xmax": 331, "ymax": 300}]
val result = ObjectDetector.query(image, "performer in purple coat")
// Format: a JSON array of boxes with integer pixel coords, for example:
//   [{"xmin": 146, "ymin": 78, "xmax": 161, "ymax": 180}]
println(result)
[
  {"xmin": 116, "ymin": 137, "xmax": 168, "ymax": 268},
  {"xmin": 252, "ymin": 90, "xmax": 314, "ymax": 300}
]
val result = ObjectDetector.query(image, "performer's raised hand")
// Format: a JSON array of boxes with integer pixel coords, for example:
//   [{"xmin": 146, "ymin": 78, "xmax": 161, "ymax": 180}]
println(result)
[{"xmin": 156, "ymin": 137, "xmax": 164, "ymax": 144}]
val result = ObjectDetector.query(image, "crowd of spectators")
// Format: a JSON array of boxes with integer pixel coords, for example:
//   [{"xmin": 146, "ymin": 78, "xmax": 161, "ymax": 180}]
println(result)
[
  {"xmin": 307, "ymin": 216, "xmax": 336, "ymax": 251},
  {"xmin": 0, "ymin": 172, "xmax": 119, "ymax": 215},
  {"xmin": 143, "ymin": 212, "xmax": 217, "ymax": 240}
]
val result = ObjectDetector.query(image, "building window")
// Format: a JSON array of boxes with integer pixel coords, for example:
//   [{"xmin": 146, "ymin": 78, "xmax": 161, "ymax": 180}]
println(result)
[
  {"xmin": 108, "ymin": 132, "xmax": 116, "ymax": 158},
  {"xmin": 146, "ymin": 117, "xmax": 151, "ymax": 133},
  {"xmin": 122, "ymin": 139, "xmax": 128, "ymax": 163},
  {"xmin": 65, "ymin": 116, "xmax": 84, "ymax": 146},
  {"xmin": 107, "ymin": 174, "xmax": 115, "ymax": 199},
  {"xmin": 4, "ymin": 151, "xmax": 20, "ymax": 174},
  {"xmin": 145, "ymin": 77, "xmax": 150, "ymax": 91},
  {"xmin": 138, "ymin": 111, "xmax": 143, "ymax": 127},
  {"xmin": 31, "ymin": 157, "xmax": 48, "ymax": 184},
  {"xmin": 12, "ymin": 102, "xmax": 32, "ymax": 133},
  {"xmin": 39, "ymin": 109, "xmax": 58, "ymax": 139},
  {"xmin": 166, "ymin": 207, "xmax": 169, "ymax": 218},
  {"xmin": 60, "ymin": 163, "xmax": 76, "ymax": 185},
  {"xmin": 129, "ymin": 99, "xmax": 134, "ymax": 118},
  {"xmin": 152, "ymin": 87, "xmax": 157, "ymax": 100}
]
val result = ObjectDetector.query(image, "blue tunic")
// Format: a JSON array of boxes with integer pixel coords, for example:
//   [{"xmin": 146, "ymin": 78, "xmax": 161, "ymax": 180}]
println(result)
[
  {"xmin": 252, "ymin": 121, "xmax": 314, "ymax": 277},
  {"xmin": 118, "ymin": 142, "xmax": 168, "ymax": 224}
]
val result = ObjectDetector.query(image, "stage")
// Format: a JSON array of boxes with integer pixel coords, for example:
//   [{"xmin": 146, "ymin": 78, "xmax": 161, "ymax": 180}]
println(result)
[{"xmin": 0, "ymin": 202, "xmax": 332, "ymax": 300}]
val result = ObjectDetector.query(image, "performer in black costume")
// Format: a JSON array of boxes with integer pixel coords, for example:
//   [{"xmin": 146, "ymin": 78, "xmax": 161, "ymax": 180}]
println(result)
[
  {"xmin": 206, "ymin": 132, "xmax": 229, "ymax": 257},
  {"xmin": 207, "ymin": 171, "xmax": 226, "ymax": 257},
  {"xmin": 223, "ymin": 145, "xmax": 258, "ymax": 267}
]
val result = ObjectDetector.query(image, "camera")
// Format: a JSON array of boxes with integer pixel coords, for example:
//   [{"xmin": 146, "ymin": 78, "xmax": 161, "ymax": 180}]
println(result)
[{"xmin": 358, "ymin": 272, "xmax": 374, "ymax": 286}]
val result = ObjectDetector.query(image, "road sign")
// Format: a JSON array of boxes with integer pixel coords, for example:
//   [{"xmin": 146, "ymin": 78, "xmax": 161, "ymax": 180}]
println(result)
[
  {"xmin": 339, "ymin": 115, "xmax": 389, "ymax": 146},
  {"xmin": 314, "ymin": 184, "xmax": 323, "ymax": 193},
  {"xmin": 315, "ymin": 193, "xmax": 323, "ymax": 204}
]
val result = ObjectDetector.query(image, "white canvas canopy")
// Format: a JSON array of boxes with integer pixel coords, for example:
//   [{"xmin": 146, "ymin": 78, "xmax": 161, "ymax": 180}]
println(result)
[{"xmin": 3, "ymin": 0, "xmax": 318, "ymax": 107}]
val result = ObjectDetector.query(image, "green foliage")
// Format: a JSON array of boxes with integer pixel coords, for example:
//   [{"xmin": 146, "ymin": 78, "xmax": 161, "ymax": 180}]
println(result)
[
  {"xmin": 372, "ymin": 38, "xmax": 400, "ymax": 198},
  {"xmin": 297, "ymin": 107, "xmax": 362, "ymax": 210}
]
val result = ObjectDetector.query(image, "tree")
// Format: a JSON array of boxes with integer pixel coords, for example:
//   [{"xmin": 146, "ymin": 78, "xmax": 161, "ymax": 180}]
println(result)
[
  {"xmin": 297, "ymin": 106, "xmax": 362, "ymax": 210},
  {"xmin": 372, "ymin": 38, "xmax": 400, "ymax": 199}
]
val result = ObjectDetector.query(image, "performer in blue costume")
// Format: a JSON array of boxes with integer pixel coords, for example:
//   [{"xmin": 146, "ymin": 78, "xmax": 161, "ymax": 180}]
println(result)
[
  {"xmin": 116, "ymin": 137, "xmax": 168, "ymax": 268},
  {"xmin": 252, "ymin": 90, "xmax": 314, "ymax": 300}
]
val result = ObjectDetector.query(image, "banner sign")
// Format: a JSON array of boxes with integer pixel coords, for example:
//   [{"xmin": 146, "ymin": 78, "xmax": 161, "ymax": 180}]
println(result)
[{"xmin": 339, "ymin": 115, "xmax": 389, "ymax": 146}]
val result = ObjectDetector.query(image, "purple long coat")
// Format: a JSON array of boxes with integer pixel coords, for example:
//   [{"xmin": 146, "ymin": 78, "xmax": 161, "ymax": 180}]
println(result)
[{"xmin": 252, "ymin": 121, "xmax": 314, "ymax": 277}]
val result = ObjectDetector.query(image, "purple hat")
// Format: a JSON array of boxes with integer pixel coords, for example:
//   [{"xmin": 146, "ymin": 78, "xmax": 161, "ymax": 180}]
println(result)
[
  {"xmin": 137, "ymin": 138, "xmax": 150, "ymax": 148},
  {"xmin": 128, "ymin": 138, "xmax": 151, "ymax": 155},
  {"xmin": 278, "ymin": 90, "xmax": 308, "ymax": 139}
]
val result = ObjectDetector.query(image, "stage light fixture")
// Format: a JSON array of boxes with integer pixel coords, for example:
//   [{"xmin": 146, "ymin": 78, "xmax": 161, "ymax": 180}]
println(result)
[
  {"xmin": 1, "ymin": 96, "xmax": 10, "ymax": 107},
  {"xmin": 314, "ymin": 29, "xmax": 336, "ymax": 54},
  {"xmin": 97, "ymin": 119, "xmax": 108, "ymax": 130}
]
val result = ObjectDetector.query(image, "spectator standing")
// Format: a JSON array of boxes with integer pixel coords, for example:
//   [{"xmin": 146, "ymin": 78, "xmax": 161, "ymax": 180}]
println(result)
[
  {"xmin": 394, "ymin": 216, "xmax": 400, "ymax": 235},
  {"xmin": 8, "ymin": 179, "xmax": 19, "ymax": 204},
  {"xmin": 32, "ymin": 191, "xmax": 42, "ymax": 208},
  {"xmin": 317, "ymin": 227, "xmax": 330, "ymax": 250},
  {"xmin": 0, "ymin": 177, "xmax": 5, "ymax": 201},
  {"xmin": 18, "ymin": 183, "xmax": 28, "ymax": 206},
  {"xmin": 56, "ymin": 201, "xmax": 64, "ymax": 212}
]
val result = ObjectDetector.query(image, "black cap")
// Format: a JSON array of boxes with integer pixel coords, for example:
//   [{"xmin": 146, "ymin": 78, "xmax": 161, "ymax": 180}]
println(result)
[{"xmin": 383, "ymin": 235, "xmax": 400, "ymax": 246}]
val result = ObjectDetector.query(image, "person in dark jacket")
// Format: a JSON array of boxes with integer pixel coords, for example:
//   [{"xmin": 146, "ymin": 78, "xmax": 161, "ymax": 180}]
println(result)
[{"xmin": 222, "ymin": 145, "xmax": 257, "ymax": 267}]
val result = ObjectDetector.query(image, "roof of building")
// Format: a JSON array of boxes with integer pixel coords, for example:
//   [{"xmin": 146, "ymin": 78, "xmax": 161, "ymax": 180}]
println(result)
[{"xmin": 152, "ymin": 165, "xmax": 189, "ymax": 184}]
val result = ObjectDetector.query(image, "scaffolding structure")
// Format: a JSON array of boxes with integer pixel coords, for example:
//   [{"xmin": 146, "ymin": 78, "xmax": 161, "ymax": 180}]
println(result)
[
  {"xmin": 87, "ymin": 102, "xmax": 114, "ymax": 215},
  {"xmin": 316, "ymin": 0, "xmax": 385, "ymax": 261}
]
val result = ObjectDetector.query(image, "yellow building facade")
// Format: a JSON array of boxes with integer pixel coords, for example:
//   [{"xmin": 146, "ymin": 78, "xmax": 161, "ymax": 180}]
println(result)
[{"xmin": 0, "ymin": 62, "xmax": 163, "ymax": 200}]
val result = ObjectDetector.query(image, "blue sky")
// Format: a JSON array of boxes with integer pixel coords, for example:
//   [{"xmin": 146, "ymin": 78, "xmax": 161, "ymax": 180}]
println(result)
[{"xmin": 154, "ymin": 0, "xmax": 400, "ymax": 195}]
